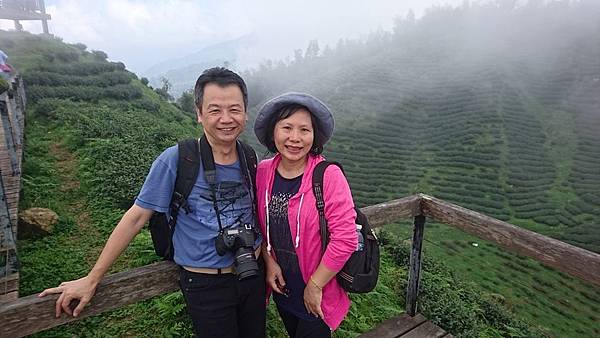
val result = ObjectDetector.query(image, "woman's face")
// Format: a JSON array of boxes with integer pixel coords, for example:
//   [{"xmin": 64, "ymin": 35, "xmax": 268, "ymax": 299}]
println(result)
[{"xmin": 273, "ymin": 108, "xmax": 315, "ymax": 165}]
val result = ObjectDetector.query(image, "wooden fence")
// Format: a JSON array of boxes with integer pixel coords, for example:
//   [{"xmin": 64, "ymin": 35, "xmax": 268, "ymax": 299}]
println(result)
[
  {"xmin": 0, "ymin": 74, "xmax": 25, "ymax": 303},
  {"xmin": 1, "ymin": 194, "xmax": 599, "ymax": 337}
]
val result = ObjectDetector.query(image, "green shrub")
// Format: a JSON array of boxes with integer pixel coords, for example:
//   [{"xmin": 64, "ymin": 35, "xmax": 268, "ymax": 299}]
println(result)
[{"xmin": 0, "ymin": 77, "xmax": 8, "ymax": 93}]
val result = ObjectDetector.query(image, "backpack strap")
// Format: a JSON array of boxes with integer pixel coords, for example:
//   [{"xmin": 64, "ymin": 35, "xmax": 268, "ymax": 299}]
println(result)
[
  {"xmin": 166, "ymin": 138, "xmax": 200, "ymax": 256},
  {"xmin": 312, "ymin": 160, "xmax": 345, "ymax": 255},
  {"xmin": 198, "ymin": 136, "xmax": 259, "ymax": 233},
  {"xmin": 171, "ymin": 139, "xmax": 201, "ymax": 215},
  {"xmin": 238, "ymin": 141, "xmax": 258, "ymax": 226},
  {"xmin": 237, "ymin": 141, "xmax": 257, "ymax": 197}
]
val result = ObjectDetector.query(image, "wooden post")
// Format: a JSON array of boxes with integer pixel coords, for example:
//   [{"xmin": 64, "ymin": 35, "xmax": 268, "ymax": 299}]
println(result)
[
  {"xmin": 39, "ymin": 0, "xmax": 49, "ymax": 34},
  {"xmin": 405, "ymin": 214, "xmax": 425, "ymax": 316}
]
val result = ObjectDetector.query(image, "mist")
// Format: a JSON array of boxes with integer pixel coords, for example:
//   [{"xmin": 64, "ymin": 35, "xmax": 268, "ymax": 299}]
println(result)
[{"xmin": 0, "ymin": 0, "xmax": 465, "ymax": 74}]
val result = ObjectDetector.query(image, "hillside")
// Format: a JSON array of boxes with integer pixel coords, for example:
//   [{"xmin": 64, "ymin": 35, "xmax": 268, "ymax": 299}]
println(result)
[
  {"xmin": 2, "ymin": 1, "xmax": 600, "ymax": 336},
  {"xmin": 1, "ymin": 29, "xmax": 554, "ymax": 337},
  {"xmin": 144, "ymin": 34, "xmax": 257, "ymax": 96},
  {"xmin": 239, "ymin": 1, "xmax": 600, "ymax": 336},
  {"xmin": 243, "ymin": 1, "xmax": 600, "ymax": 253}
]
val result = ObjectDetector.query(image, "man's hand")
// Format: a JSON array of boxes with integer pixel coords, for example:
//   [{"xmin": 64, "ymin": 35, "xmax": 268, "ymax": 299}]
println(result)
[
  {"xmin": 38, "ymin": 275, "xmax": 98, "ymax": 318},
  {"xmin": 303, "ymin": 280, "xmax": 324, "ymax": 319}
]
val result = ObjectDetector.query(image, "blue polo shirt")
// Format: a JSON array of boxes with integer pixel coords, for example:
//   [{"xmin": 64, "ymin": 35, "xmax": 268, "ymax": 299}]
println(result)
[{"xmin": 135, "ymin": 144, "xmax": 261, "ymax": 268}]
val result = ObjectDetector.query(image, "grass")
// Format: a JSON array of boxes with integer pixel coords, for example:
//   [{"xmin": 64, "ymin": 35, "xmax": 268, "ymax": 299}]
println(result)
[{"xmin": 386, "ymin": 220, "xmax": 600, "ymax": 337}]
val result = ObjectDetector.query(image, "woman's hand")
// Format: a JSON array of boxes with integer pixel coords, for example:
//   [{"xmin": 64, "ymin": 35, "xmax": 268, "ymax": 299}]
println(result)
[
  {"xmin": 38, "ymin": 275, "xmax": 99, "ymax": 318},
  {"xmin": 303, "ymin": 278, "xmax": 324, "ymax": 319},
  {"xmin": 265, "ymin": 259, "xmax": 286, "ymax": 294}
]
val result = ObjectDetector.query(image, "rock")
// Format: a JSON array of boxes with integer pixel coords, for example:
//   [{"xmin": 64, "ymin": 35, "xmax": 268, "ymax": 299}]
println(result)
[{"xmin": 18, "ymin": 207, "xmax": 59, "ymax": 239}]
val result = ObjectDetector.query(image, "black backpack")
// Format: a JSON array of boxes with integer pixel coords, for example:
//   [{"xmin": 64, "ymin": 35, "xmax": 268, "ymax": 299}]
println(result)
[
  {"xmin": 149, "ymin": 138, "xmax": 257, "ymax": 260},
  {"xmin": 312, "ymin": 161, "xmax": 380, "ymax": 293}
]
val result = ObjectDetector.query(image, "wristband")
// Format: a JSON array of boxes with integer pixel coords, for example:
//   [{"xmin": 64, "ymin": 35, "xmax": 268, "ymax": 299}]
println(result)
[{"xmin": 310, "ymin": 276, "xmax": 323, "ymax": 290}]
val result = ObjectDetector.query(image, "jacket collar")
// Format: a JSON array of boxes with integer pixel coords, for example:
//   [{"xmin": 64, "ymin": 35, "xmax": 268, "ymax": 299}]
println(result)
[{"xmin": 267, "ymin": 153, "xmax": 324, "ymax": 195}]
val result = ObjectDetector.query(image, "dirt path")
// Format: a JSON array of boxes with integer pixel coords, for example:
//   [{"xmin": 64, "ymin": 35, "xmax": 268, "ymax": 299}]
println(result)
[{"xmin": 48, "ymin": 143, "xmax": 100, "ymax": 264}]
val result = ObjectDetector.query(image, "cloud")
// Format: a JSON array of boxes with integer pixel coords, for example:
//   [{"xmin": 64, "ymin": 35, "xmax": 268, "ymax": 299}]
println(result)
[{"xmin": 0, "ymin": 0, "xmax": 465, "ymax": 73}]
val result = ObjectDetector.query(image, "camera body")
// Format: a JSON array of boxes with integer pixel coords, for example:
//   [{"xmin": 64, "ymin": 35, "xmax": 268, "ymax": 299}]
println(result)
[{"xmin": 215, "ymin": 223, "xmax": 259, "ymax": 280}]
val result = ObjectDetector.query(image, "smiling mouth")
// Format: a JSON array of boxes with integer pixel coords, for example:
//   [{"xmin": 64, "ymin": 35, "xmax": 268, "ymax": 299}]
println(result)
[
  {"xmin": 285, "ymin": 145, "xmax": 303, "ymax": 152},
  {"xmin": 218, "ymin": 127, "xmax": 235, "ymax": 132}
]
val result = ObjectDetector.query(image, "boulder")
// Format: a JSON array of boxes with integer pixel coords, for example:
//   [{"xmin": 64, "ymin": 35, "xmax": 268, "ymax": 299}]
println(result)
[{"xmin": 18, "ymin": 207, "xmax": 59, "ymax": 239}]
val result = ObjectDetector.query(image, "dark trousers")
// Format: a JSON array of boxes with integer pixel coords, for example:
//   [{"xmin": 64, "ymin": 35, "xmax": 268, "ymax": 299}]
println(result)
[
  {"xmin": 179, "ymin": 266, "xmax": 266, "ymax": 338},
  {"xmin": 276, "ymin": 303, "xmax": 331, "ymax": 338}
]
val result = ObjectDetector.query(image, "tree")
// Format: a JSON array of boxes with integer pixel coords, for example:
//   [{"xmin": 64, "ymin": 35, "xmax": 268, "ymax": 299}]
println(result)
[
  {"xmin": 176, "ymin": 89, "xmax": 196, "ymax": 115},
  {"xmin": 91, "ymin": 50, "xmax": 108, "ymax": 61},
  {"xmin": 154, "ymin": 77, "xmax": 173, "ymax": 101},
  {"xmin": 305, "ymin": 39, "xmax": 320, "ymax": 59},
  {"xmin": 294, "ymin": 49, "xmax": 304, "ymax": 64}
]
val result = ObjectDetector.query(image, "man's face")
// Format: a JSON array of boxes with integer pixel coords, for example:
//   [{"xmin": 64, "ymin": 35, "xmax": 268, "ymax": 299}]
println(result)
[{"xmin": 197, "ymin": 83, "xmax": 247, "ymax": 147}]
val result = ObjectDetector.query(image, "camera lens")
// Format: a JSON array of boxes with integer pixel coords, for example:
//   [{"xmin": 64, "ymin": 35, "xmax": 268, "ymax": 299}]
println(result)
[{"xmin": 234, "ymin": 248, "xmax": 259, "ymax": 280}]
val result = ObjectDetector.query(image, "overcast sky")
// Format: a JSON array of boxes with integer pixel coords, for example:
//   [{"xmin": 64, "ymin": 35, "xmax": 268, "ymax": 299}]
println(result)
[{"xmin": 1, "ymin": 0, "xmax": 465, "ymax": 75}]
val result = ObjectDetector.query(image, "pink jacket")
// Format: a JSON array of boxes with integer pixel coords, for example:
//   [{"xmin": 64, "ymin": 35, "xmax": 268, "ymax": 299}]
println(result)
[{"xmin": 256, "ymin": 153, "xmax": 358, "ymax": 330}]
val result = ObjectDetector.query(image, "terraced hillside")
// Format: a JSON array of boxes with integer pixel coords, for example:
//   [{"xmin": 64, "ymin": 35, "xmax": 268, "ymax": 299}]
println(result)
[
  {"xmin": 244, "ymin": 1, "xmax": 600, "ymax": 254},
  {"xmin": 241, "ymin": 2, "xmax": 600, "ymax": 336},
  {"xmin": 1, "ymin": 29, "xmax": 549, "ymax": 338}
]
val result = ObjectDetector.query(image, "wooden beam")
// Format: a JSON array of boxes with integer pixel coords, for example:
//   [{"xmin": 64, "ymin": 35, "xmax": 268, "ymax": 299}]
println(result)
[
  {"xmin": 0, "ymin": 8, "xmax": 51, "ymax": 21},
  {"xmin": 0, "ymin": 261, "xmax": 179, "ymax": 338},
  {"xmin": 358, "ymin": 313, "xmax": 427, "ymax": 338},
  {"xmin": 360, "ymin": 194, "xmax": 421, "ymax": 228},
  {"xmin": 402, "ymin": 320, "xmax": 447, "ymax": 338},
  {"xmin": 420, "ymin": 194, "xmax": 600, "ymax": 287}
]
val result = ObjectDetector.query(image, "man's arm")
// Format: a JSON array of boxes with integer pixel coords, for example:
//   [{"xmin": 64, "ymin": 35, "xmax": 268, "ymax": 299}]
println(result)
[{"xmin": 39, "ymin": 204, "xmax": 154, "ymax": 317}]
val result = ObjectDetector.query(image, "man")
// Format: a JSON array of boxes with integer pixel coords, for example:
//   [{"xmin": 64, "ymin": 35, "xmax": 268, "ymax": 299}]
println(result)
[{"xmin": 40, "ymin": 67, "xmax": 266, "ymax": 338}]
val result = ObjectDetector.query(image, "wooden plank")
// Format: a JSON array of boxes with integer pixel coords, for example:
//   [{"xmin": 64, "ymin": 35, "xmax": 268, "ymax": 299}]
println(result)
[
  {"xmin": 0, "ymin": 260, "xmax": 179, "ymax": 338},
  {"xmin": 358, "ymin": 313, "xmax": 427, "ymax": 338},
  {"xmin": 401, "ymin": 320, "xmax": 447, "ymax": 338},
  {"xmin": 0, "ymin": 8, "xmax": 51, "ymax": 20},
  {"xmin": 0, "ymin": 291, "xmax": 18, "ymax": 302},
  {"xmin": 360, "ymin": 194, "xmax": 421, "ymax": 228},
  {"xmin": 420, "ymin": 194, "xmax": 600, "ymax": 286},
  {"xmin": 0, "ymin": 275, "xmax": 19, "ymax": 294},
  {"xmin": 406, "ymin": 215, "xmax": 425, "ymax": 316}
]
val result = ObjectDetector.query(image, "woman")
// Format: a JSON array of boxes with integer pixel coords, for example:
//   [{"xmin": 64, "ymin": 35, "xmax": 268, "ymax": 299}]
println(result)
[{"xmin": 254, "ymin": 92, "xmax": 357, "ymax": 337}]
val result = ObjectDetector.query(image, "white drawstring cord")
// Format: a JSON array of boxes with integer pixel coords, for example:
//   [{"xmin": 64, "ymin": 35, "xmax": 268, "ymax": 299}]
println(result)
[
  {"xmin": 265, "ymin": 190, "xmax": 272, "ymax": 254},
  {"xmin": 295, "ymin": 193, "xmax": 304, "ymax": 248}
]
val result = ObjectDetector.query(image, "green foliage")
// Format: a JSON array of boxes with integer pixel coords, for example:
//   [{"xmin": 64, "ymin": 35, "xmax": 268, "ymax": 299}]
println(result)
[
  {"xmin": 382, "ymin": 231, "xmax": 545, "ymax": 338},
  {"xmin": 176, "ymin": 89, "xmax": 196, "ymax": 115},
  {"xmin": 155, "ymin": 77, "xmax": 174, "ymax": 101},
  {"xmin": 0, "ymin": 77, "xmax": 8, "ymax": 93},
  {"xmin": 6, "ymin": 1, "xmax": 600, "ymax": 336}
]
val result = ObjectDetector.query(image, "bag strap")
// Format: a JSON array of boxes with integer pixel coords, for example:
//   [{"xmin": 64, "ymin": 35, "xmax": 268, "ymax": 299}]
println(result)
[
  {"xmin": 169, "ymin": 138, "xmax": 201, "ymax": 227},
  {"xmin": 238, "ymin": 141, "xmax": 258, "ymax": 226},
  {"xmin": 312, "ymin": 160, "xmax": 345, "ymax": 255},
  {"xmin": 199, "ymin": 135, "xmax": 226, "ymax": 232},
  {"xmin": 198, "ymin": 136, "xmax": 259, "ymax": 232}
]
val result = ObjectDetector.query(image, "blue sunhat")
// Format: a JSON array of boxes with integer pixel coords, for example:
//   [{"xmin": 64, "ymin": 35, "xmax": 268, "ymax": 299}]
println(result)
[{"xmin": 254, "ymin": 92, "xmax": 335, "ymax": 148}]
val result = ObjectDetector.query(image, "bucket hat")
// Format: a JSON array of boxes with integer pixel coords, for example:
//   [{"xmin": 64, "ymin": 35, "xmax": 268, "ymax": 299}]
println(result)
[{"xmin": 254, "ymin": 92, "xmax": 334, "ymax": 148}]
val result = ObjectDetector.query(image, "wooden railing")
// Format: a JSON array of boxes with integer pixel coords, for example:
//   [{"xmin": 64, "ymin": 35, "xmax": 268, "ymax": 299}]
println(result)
[
  {"xmin": 0, "ymin": 74, "xmax": 25, "ymax": 302},
  {"xmin": 1, "ymin": 194, "xmax": 599, "ymax": 337}
]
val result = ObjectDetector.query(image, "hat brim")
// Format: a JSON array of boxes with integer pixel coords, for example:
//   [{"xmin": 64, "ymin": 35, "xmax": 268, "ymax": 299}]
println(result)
[{"xmin": 254, "ymin": 92, "xmax": 334, "ymax": 148}]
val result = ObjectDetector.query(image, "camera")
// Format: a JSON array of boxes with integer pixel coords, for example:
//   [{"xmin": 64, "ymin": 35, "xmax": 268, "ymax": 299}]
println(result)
[{"xmin": 215, "ymin": 223, "xmax": 259, "ymax": 280}]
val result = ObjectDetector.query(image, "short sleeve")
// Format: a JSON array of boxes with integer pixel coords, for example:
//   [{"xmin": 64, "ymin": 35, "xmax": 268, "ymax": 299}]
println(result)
[{"xmin": 134, "ymin": 146, "xmax": 178, "ymax": 213}]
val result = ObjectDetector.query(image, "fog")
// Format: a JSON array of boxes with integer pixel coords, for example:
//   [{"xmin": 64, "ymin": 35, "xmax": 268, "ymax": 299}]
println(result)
[{"xmin": 0, "ymin": 0, "xmax": 464, "ymax": 74}]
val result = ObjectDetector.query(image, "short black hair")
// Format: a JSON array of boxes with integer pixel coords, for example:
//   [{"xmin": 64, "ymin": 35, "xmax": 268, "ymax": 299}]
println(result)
[
  {"xmin": 265, "ymin": 104, "xmax": 324, "ymax": 155},
  {"xmin": 194, "ymin": 67, "xmax": 248, "ymax": 111}
]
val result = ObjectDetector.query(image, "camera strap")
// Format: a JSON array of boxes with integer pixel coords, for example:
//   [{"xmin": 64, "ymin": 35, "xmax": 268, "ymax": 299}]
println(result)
[{"xmin": 199, "ymin": 136, "xmax": 225, "ymax": 233}]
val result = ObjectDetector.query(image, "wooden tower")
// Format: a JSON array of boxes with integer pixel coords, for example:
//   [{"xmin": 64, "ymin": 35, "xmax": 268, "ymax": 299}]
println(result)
[{"xmin": 0, "ymin": 0, "xmax": 51, "ymax": 34}]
